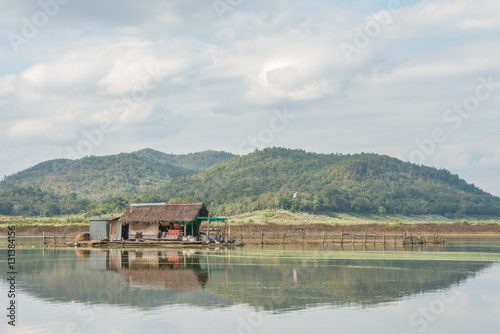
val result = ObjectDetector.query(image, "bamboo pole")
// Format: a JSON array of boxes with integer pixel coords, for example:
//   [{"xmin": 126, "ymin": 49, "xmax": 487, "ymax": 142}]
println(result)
[{"xmin": 206, "ymin": 214, "xmax": 210, "ymax": 240}]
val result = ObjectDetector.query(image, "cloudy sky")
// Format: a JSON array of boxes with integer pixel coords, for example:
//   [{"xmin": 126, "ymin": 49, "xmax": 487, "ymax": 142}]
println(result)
[{"xmin": 0, "ymin": 0, "xmax": 499, "ymax": 195}]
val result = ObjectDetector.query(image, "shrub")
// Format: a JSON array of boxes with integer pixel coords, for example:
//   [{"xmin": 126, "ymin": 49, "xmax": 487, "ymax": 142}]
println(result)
[{"xmin": 386, "ymin": 222, "xmax": 404, "ymax": 229}]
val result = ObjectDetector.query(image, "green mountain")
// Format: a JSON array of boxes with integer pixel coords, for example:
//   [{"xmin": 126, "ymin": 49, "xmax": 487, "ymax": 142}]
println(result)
[
  {"xmin": 0, "ymin": 149, "xmax": 236, "ymax": 200},
  {"xmin": 1, "ymin": 147, "xmax": 499, "ymax": 218},
  {"xmin": 132, "ymin": 148, "xmax": 236, "ymax": 172},
  {"xmin": 157, "ymin": 148, "xmax": 500, "ymax": 217}
]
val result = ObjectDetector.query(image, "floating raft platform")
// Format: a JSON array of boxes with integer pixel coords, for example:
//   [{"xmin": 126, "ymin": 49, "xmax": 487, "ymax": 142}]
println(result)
[{"xmin": 72, "ymin": 239, "xmax": 243, "ymax": 248}]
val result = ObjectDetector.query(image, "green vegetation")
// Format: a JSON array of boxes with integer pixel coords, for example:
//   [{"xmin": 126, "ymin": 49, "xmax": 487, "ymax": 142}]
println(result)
[
  {"xmin": 387, "ymin": 221, "xmax": 405, "ymax": 229},
  {"xmin": 0, "ymin": 149, "xmax": 236, "ymax": 201},
  {"xmin": 1, "ymin": 147, "xmax": 500, "ymax": 219},
  {"xmin": 157, "ymin": 148, "xmax": 500, "ymax": 217}
]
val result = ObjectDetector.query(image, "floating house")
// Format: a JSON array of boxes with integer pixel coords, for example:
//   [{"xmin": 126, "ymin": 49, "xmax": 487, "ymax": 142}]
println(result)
[
  {"xmin": 88, "ymin": 202, "xmax": 226, "ymax": 242},
  {"xmin": 117, "ymin": 202, "xmax": 224, "ymax": 240}
]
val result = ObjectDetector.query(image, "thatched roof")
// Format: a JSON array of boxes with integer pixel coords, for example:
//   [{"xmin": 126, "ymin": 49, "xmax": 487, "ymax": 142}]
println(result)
[{"xmin": 119, "ymin": 202, "xmax": 208, "ymax": 224}]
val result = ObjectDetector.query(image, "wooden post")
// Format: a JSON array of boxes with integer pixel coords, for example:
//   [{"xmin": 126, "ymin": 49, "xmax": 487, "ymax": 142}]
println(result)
[
  {"xmin": 43, "ymin": 232, "xmax": 45, "ymax": 247},
  {"xmin": 240, "ymin": 233, "xmax": 242, "ymax": 243},
  {"xmin": 184, "ymin": 223, "xmax": 187, "ymax": 237},
  {"xmin": 373, "ymin": 233, "xmax": 376, "ymax": 245},
  {"xmin": 224, "ymin": 206, "xmax": 228, "ymax": 240},
  {"xmin": 340, "ymin": 232, "xmax": 344, "ymax": 245},
  {"xmin": 53, "ymin": 234, "xmax": 56, "ymax": 246},
  {"xmin": 282, "ymin": 233, "xmax": 286, "ymax": 245},
  {"xmin": 351, "ymin": 233, "xmax": 354, "ymax": 245},
  {"xmin": 383, "ymin": 232, "xmax": 386, "ymax": 244},
  {"xmin": 206, "ymin": 214, "xmax": 210, "ymax": 240},
  {"xmin": 261, "ymin": 231, "xmax": 264, "ymax": 245},
  {"xmin": 301, "ymin": 229, "xmax": 304, "ymax": 245},
  {"xmin": 228, "ymin": 225, "xmax": 231, "ymax": 240},
  {"xmin": 394, "ymin": 233, "xmax": 396, "ymax": 245},
  {"xmin": 363, "ymin": 231, "xmax": 367, "ymax": 245},
  {"xmin": 322, "ymin": 232, "xmax": 326, "ymax": 245}
]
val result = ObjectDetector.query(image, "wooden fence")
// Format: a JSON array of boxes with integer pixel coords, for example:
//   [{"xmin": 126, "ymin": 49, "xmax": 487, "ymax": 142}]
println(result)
[
  {"xmin": 41, "ymin": 232, "xmax": 75, "ymax": 247},
  {"xmin": 225, "ymin": 230, "xmax": 446, "ymax": 246}
]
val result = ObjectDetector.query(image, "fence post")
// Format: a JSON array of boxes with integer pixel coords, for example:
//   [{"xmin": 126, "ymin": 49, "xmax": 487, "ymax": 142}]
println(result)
[
  {"xmin": 322, "ymin": 232, "xmax": 326, "ymax": 245},
  {"xmin": 282, "ymin": 233, "xmax": 286, "ymax": 245},
  {"xmin": 261, "ymin": 231, "xmax": 264, "ymax": 245},
  {"xmin": 363, "ymin": 231, "xmax": 367, "ymax": 245}
]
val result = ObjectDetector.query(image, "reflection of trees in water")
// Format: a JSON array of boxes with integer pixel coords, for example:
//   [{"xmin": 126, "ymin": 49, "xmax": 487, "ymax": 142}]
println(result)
[
  {"xmin": 0, "ymin": 249, "xmax": 494, "ymax": 311},
  {"xmin": 207, "ymin": 258, "xmax": 490, "ymax": 311}
]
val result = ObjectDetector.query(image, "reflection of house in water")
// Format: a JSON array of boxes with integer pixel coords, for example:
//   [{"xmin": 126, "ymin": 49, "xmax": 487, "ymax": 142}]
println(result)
[{"xmin": 89, "ymin": 250, "xmax": 211, "ymax": 290}]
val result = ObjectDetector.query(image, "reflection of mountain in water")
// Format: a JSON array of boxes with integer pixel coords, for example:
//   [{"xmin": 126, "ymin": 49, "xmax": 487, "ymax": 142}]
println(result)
[{"xmin": 0, "ymin": 249, "xmax": 494, "ymax": 312}]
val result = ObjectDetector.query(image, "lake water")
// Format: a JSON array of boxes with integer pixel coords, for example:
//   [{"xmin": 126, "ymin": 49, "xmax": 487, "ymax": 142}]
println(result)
[{"xmin": 1, "ymin": 235, "xmax": 499, "ymax": 334}]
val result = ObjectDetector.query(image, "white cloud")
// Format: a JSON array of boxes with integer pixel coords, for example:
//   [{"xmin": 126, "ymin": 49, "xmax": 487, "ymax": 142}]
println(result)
[{"xmin": 0, "ymin": 0, "xmax": 498, "ymax": 196}]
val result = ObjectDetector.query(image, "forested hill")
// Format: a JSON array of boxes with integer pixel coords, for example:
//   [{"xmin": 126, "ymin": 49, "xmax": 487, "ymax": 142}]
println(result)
[
  {"xmin": 0, "ymin": 149, "xmax": 236, "ymax": 200},
  {"xmin": 157, "ymin": 148, "xmax": 500, "ymax": 217},
  {"xmin": 1, "ymin": 147, "xmax": 499, "ymax": 218}
]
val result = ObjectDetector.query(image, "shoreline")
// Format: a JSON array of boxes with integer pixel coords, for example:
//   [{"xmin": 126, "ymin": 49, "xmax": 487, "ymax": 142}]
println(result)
[{"xmin": 1, "ymin": 222, "xmax": 500, "ymax": 236}]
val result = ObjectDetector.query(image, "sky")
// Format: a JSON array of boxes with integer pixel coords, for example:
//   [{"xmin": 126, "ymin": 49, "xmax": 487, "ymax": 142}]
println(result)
[{"xmin": 0, "ymin": 0, "xmax": 499, "ymax": 196}]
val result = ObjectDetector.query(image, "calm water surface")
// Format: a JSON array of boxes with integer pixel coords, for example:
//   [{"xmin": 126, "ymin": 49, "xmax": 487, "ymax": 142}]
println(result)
[{"xmin": 1, "ymin": 235, "xmax": 499, "ymax": 334}]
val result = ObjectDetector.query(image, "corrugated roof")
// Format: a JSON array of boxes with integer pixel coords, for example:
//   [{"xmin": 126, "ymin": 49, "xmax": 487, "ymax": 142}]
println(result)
[{"xmin": 119, "ymin": 202, "xmax": 208, "ymax": 224}]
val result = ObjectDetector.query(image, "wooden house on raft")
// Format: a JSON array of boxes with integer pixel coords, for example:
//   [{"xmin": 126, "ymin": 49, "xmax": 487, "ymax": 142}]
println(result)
[{"xmin": 116, "ymin": 202, "xmax": 225, "ymax": 241}]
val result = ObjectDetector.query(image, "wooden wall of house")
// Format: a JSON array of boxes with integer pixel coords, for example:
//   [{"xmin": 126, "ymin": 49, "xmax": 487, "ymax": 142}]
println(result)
[{"xmin": 129, "ymin": 222, "xmax": 159, "ymax": 239}]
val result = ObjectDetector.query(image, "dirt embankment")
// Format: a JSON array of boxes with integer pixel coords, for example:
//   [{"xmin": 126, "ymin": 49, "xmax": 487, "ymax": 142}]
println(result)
[
  {"xmin": 2, "ymin": 222, "xmax": 500, "ymax": 236},
  {"xmin": 226, "ymin": 223, "xmax": 500, "ymax": 234}
]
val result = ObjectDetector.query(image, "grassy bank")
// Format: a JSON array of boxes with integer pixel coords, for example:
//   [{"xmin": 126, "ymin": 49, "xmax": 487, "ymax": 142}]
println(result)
[
  {"xmin": 0, "ymin": 214, "xmax": 89, "ymax": 227},
  {"xmin": 1, "ymin": 210, "xmax": 499, "ymax": 229}
]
